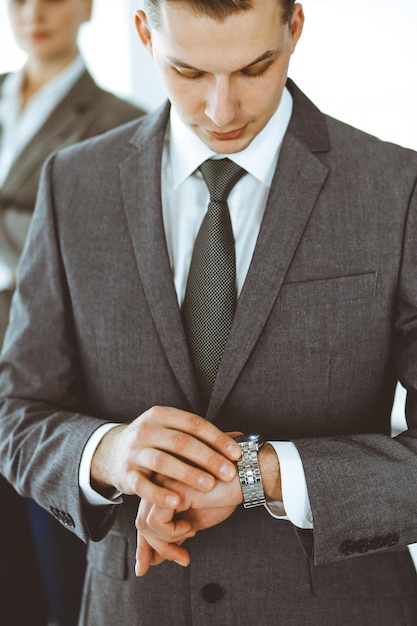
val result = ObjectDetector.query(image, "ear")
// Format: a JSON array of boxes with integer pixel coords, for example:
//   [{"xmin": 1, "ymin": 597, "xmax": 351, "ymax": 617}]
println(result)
[
  {"xmin": 135, "ymin": 10, "xmax": 153, "ymax": 55},
  {"xmin": 289, "ymin": 3, "xmax": 304, "ymax": 54}
]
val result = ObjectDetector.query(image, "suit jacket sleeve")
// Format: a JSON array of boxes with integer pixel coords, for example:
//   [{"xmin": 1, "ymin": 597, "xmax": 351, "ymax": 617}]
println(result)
[
  {"xmin": 0, "ymin": 153, "xmax": 115, "ymax": 543},
  {"xmin": 293, "ymin": 175, "xmax": 417, "ymax": 565}
]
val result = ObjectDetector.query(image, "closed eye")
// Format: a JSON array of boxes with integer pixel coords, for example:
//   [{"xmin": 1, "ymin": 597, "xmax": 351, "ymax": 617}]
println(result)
[
  {"xmin": 167, "ymin": 49, "xmax": 279, "ymax": 81},
  {"xmin": 173, "ymin": 67, "xmax": 205, "ymax": 81},
  {"xmin": 241, "ymin": 59, "xmax": 275, "ymax": 78}
]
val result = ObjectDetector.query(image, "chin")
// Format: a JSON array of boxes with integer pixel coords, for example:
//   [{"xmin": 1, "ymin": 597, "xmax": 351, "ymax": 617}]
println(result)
[{"xmin": 210, "ymin": 138, "xmax": 252, "ymax": 155}]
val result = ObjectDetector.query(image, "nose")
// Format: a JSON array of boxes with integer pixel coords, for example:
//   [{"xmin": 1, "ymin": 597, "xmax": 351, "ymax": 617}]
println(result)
[
  {"xmin": 22, "ymin": 0, "xmax": 44, "ymax": 21},
  {"xmin": 205, "ymin": 77, "xmax": 237, "ymax": 128}
]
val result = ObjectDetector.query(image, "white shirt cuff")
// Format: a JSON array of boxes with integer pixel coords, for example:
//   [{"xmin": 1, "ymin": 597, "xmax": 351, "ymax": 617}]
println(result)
[
  {"xmin": 79, "ymin": 423, "xmax": 124, "ymax": 506},
  {"xmin": 263, "ymin": 441, "xmax": 313, "ymax": 529}
]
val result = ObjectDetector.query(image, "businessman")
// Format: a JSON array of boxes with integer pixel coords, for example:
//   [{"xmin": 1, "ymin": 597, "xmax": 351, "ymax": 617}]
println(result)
[{"xmin": 1, "ymin": 1, "xmax": 417, "ymax": 624}]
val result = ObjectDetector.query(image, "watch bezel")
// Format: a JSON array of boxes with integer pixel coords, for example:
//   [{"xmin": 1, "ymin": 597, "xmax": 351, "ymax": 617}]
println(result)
[{"xmin": 234, "ymin": 433, "xmax": 262, "ymax": 446}]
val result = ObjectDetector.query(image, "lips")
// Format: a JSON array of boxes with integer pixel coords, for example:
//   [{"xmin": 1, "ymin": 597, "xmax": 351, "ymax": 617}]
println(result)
[
  {"xmin": 28, "ymin": 30, "xmax": 49, "ymax": 41},
  {"xmin": 208, "ymin": 126, "xmax": 246, "ymax": 141}
]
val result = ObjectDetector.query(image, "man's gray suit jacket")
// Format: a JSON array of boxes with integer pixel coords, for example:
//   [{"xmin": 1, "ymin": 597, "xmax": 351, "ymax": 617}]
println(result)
[
  {"xmin": 1, "ymin": 80, "xmax": 417, "ymax": 625},
  {"xmin": 0, "ymin": 68, "xmax": 144, "ymax": 341}
]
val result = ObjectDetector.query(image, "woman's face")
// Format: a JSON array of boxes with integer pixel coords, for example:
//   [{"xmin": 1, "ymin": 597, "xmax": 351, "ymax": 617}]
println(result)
[{"xmin": 7, "ymin": 0, "xmax": 92, "ymax": 63}]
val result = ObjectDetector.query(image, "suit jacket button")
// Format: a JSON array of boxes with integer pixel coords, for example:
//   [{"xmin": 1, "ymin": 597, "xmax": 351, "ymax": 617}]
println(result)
[
  {"xmin": 200, "ymin": 583, "xmax": 226, "ymax": 604},
  {"xmin": 340, "ymin": 540, "xmax": 355, "ymax": 555},
  {"xmin": 49, "ymin": 506, "xmax": 75, "ymax": 528}
]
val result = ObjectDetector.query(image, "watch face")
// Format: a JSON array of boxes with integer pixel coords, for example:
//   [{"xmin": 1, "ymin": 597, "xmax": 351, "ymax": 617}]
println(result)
[{"xmin": 234, "ymin": 433, "xmax": 260, "ymax": 444}]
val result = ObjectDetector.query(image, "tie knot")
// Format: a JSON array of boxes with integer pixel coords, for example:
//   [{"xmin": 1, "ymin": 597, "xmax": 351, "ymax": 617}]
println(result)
[{"xmin": 199, "ymin": 158, "xmax": 246, "ymax": 202}]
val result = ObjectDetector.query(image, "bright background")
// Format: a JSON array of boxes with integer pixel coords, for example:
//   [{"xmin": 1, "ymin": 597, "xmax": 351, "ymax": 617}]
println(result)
[
  {"xmin": 1, "ymin": 0, "xmax": 417, "ymax": 563},
  {"xmin": 1, "ymin": 0, "xmax": 417, "ymax": 153}
]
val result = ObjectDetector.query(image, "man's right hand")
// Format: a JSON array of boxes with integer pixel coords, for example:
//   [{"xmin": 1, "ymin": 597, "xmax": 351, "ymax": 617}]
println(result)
[{"xmin": 90, "ymin": 405, "xmax": 242, "ymax": 509}]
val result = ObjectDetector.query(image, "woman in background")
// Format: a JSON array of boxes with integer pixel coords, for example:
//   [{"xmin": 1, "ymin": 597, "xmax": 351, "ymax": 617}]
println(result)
[{"xmin": 0, "ymin": 1, "xmax": 144, "ymax": 624}]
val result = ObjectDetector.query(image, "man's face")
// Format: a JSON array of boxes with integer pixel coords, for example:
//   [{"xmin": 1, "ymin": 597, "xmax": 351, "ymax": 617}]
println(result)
[{"xmin": 136, "ymin": 0, "xmax": 304, "ymax": 154}]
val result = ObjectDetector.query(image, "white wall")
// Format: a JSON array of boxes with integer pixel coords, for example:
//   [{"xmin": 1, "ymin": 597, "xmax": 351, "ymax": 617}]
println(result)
[
  {"xmin": 1, "ymin": 0, "xmax": 417, "ymax": 564},
  {"xmin": 290, "ymin": 0, "xmax": 417, "ymax": 150}
]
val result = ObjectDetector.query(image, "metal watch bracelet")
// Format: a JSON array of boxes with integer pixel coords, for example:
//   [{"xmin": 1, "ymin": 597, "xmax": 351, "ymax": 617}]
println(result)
[{"xmin": 234, "ymin": 434, "xmax": 266, "ymax": 508}]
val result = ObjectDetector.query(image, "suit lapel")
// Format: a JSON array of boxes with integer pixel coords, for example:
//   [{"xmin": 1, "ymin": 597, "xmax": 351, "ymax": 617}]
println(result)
[
  {"xmin": 118, "ymin": 83, "xmax": 332, "ymax": 420},
  {"xmin": 119, "ymin": 105, "xmax": 202, "ymax": 413},
  {"xmin": 207, "ymin": 81, "xmax": 330, "ymax": 419},
  {"xmin": 2, "ymin": 71, "xmax": 99, "ymax": 195}
]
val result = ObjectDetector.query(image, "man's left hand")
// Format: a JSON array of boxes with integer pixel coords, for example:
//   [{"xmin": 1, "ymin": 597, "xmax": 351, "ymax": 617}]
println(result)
[{"xmin": 135, "ymin": 474, "xmax": 242, "ymax": 576}]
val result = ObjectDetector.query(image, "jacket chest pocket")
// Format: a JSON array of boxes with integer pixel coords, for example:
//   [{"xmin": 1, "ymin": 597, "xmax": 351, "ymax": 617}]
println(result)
[{"xmin": 278, "ymin": 272, "xmax": 377, "ymax": 310}]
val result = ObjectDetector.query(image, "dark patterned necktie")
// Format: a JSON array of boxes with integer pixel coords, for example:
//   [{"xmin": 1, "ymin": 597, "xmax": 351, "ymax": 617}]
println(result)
[{"xmin": 182, "ymin": 158, "xmax": 247, "ymax": 404}]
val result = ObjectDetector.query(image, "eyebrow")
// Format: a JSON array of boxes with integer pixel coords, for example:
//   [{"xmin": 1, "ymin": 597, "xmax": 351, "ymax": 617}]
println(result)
[{"xmin": 166, "ymin": 49, "xmax": 281, "ymax": 73}]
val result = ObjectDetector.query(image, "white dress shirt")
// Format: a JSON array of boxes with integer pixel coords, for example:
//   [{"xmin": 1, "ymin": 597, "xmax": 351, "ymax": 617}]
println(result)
[
  {"xmin": 80, "ymin": 88, "xmax": 314, "ymax": 530},
  {"xmin": 0, "ymin": 55, "xmax": 85, "ymax": 289}
]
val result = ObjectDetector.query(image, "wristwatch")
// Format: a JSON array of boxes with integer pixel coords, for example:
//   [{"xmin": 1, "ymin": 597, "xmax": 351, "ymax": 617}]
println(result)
[{"xmin": 234, "ymin": 433, "xmax": 266, "ymax": 508}]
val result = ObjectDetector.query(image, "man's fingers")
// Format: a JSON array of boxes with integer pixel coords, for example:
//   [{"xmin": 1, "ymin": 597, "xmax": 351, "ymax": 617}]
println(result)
[
  {"xmin": 135, "ymin": 532, "xmax": 155, "ymax": 576},
  {"xmin": 140, "ymin": 406, "xmax": 241, "ymax": 460},
  {"xmin": 127, "ymin": 472, "xmax": 181, "ymax": 508},
  {"xmin": 136, "ymin": 501, "xmax": 194, "ymax": 541},
  {"xmin": 129, "ymin": 407, "xmax": 241, "ymax": 487},
  {"xmin": 135, "ymin": 500, "xmax": 194, "ymax": 574},
  {"xmin": 136, "ymin": 530, "xmax": 191, "ymax": 571},
  {"xmin": 92, "ymin": 406, "xmax": 242, "ymax": 506},
  {"xmin": 136, "ymin": 446, "xmax": 237, "ymax": 493}
]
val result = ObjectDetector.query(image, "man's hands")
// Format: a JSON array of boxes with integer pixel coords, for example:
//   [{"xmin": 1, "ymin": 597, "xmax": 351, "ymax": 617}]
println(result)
[
  {"xmin": 134, "ymin": 442, "xmax": 283, "ymax": 576},
  {"xmin": 135, "ymin": 473, "xmax": 243, "ymax": 575},
  {"xmin": 91, "ymin": 405, "xmax": 242, "ymax": 509},
  {"xmin": 90, "ymin": 407, "xmax": 283, "ymax": 576}
]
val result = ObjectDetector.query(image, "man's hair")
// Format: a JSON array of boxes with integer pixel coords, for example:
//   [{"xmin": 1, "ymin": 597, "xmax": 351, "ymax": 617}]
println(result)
[{"xmin": 144, "ymin": 0, "xmax": 295, "ymax": 28}]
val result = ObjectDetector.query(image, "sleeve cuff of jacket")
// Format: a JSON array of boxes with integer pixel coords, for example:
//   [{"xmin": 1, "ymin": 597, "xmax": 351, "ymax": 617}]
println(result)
[
  {"xmin": 263, "ymin": 440, "xmax": 314, "ymax": 529},
  {"xmin": 79, "ymin": 423, "xmax": 124, "ymax": 506}
]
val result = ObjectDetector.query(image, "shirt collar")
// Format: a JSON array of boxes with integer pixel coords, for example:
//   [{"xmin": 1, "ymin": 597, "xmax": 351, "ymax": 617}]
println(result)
[
  {"xmin": 0, "ymin": 54, "xmax": 85, "ymax": 111},
  {"xmin": 168, "ymin": 86, "xmax": 293, "ymax": 189}
]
